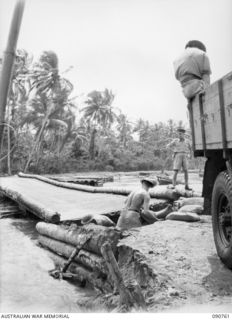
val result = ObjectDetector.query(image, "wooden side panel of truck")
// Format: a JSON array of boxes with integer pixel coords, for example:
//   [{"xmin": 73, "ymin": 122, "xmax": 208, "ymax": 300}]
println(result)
[
  {"xmin": 189, "ymin": 71, "xmax": 232, "ymax": 269},
  {"xmin": 190, "ymin": 71, "xmax": 232, "ymax": 154}
]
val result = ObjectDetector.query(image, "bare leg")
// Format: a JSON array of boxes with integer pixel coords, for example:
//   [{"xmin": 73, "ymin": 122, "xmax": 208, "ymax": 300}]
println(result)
[
  {"xmin": 184, "ymin": 170, "xmax": 192, "ymax": 190},
  {"xmin": 184, "ymin": 169, "xmax": 188, "ymax": 187},
  {"xmin": 173, "ymin": 170, "xmax": 178, "ymax": 187}
]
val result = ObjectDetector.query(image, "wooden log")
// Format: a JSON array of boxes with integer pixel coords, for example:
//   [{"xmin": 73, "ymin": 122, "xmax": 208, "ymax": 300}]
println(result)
[
  {"xmin": 0, "ymin": 212, "xmax": 21, "ymax": 219},
  {"xmin": 18, "ymin": 172, "xmax": 98, "ymax": 193},
  {"xmin": 101, "ymin": 242, "xmax": 146, "ymax": 311},
  {"xmin": 0, "ymin": 187, "xmax": 60, "ymax": 223},
  {"xmin": 0, "ymin": 0, "xmax": 25, "ymax": 146},
  {"xmin": 38, "ymin": 235, "xmax": 107, "ymax": 274},
  {"xmin": 101, "ymin": 242, "xmax": 133, "ymax": 308},
  {"xmin": 0, "ymin": 208, "xmax": 19, "ymax": 213},
  {"xmin": 18, "ymin": 172, "xmax": 180, "ymax": 199},
  {"xmin": 48, "ymin": 251, "xmax": 113, "ymax": 293},
  {"xmin": 77, "ymin": 249, "xmax": 107, "ymax": 274},
  {"xmin": 36, "ymin": 222, "xmax": 121, "ymax": 255},
  {"xmin": 97, "ymin": 187, "xmax": 130, "ymax": 196},
  {"xmin": 49, "ymin": 176, "xmax": 103, "ymax": 187}
]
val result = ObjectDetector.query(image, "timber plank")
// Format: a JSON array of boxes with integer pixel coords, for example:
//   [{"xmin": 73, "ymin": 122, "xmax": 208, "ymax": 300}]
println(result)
[
  {"xmin": 192, "ymin": 71, "xmax": 232, "ymax": 151},
  {"xmin": 0, "ymin": 176, "xmax": 125, "ymax": 222}
]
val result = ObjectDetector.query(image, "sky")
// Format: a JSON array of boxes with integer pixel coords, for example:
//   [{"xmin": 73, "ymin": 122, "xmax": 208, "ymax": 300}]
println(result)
[{"xmin": 0, "ymin": 0, "xmax": 232, "ymax": 127}]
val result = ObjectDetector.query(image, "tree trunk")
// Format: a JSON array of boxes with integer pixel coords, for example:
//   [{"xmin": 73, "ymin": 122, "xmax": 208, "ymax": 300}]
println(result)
[
  {"xmin": 36, "ymin": 222, "xmax": 121, "ymax": 255},
  {"xmin": 38, "ymin": 234, "xmax": 108, "ymax": 274},
  {"xmin": 7, "ymin": 105, "xmax": 11, "ymax": 175},
  {"xmin": 24, "ymin": 109, "xmax": 50, "ymax": 172},
  {"xmin": 101, "ymin": 242, "xmax": 146, "ymax": 311},
  {"xmin": 0, "ymin": 1, "xmax": 25, "ymax": 151},
  {"xmin": 89, "ymin": 128, "xmax": 97, "ymax": 160},
  {"xmin": 59, "ymin": 122, "xmax": 71, "ymax": 153},
  {"xmin": 0, "ymin": 188, "xmax": 60, "ymax": 223},
  {"xmin": 48, "ymin": 251, "xmax": 113, "ymax": 292}
]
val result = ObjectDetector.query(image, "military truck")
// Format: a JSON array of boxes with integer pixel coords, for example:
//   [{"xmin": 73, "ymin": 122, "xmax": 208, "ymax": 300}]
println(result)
[{"xmin": 189, "ymin": 71, "xmax": 232, "ymax": 269}]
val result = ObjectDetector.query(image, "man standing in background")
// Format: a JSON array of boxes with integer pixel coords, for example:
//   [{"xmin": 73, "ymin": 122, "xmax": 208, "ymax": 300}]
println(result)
[
  {"xmin": 173, "ymin": 40, "xmax": 211, "ymax": 99},
  {"xmin": 167, "ymin": 127, "xmax": 192, "ymax": 190}
]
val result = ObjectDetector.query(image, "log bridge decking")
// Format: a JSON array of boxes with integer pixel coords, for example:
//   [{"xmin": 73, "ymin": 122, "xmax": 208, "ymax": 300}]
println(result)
[
  {"xmin": 0, "ymin": 173, "xmax": 126, "ymax": 223},
  {"xmin": 0, "ymin": 172, "xmax": 197, "ymax": 224}
]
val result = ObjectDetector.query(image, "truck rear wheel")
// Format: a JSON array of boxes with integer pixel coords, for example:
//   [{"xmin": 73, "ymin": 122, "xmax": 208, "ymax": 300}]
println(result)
[{"xmin": 212, "ymin": 171, "xmax": 232, "ymax": 269}]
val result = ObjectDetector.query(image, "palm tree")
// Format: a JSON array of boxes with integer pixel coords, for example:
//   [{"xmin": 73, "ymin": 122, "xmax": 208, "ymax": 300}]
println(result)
[
  {"xmin": 2, "ymin": 49, "xmax": 33, "ymax": 174},
  {"xmin": 81, "ymin": 88, "xmax": 118, "ymax": 159},
  {"xmin": 58, "ymin": 109, "xmax": 88, "ymax": 154},
  {"xmin": 24, "ymin": 51, "xmax": 75, "ymax": 172}
]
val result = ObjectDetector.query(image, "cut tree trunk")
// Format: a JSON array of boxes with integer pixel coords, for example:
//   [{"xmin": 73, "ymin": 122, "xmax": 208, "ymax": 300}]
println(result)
[
  {"xmin": 38, "ymin": 234, "xmax": 108, "ymax": 274},
  {"xmin": 0, "ymin": 188, "xmax": 60, "ymax": 223},
  {"xmin": 36, "ymin": 222, "xmax": 121, "ymax": 255},
  {"xmin": 0, "ymin": 1, "xmax": 25, "ymax": 149},
  {"xmin": 48, "ymin": 251, "xmax": 113, "ymax": 293},
  {"xmin": 101, "ymin": 242, "xmax": 146, "ymax": 311}
]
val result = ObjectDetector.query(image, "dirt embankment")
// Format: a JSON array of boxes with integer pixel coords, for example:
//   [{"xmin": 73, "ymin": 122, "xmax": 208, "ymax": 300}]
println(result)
[{"xmin": 117, "ymin": 217, "xmax": 232, "ymax": 312}]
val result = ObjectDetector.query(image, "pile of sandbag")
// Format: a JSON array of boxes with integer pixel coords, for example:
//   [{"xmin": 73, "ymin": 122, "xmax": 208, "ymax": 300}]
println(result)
[
  {"xmin": 165, "ymin": 197, "xmax": 204, "ymax": 222},
  {"xmin": 149, "ymin": 198, "xmax": 171, "ymax": 211},
  {"xmin": 36, "ymin": 221, "xmax": 121, "ymax": 292}
]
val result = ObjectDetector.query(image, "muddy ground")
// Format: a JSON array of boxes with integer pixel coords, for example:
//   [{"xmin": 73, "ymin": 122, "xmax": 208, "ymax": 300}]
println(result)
[
  {"xmin": 117, "ymin": 216, "xmax": 232, "ymax": 313},
  {"xmin": 1, "ymin": 171, "xmax": 231, "ymax": 313}
]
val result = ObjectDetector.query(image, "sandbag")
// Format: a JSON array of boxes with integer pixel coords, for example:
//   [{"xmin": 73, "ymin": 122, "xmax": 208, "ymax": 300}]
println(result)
[
  {"xmin": 149, "ymin": 186, "xmax": 179, "ymax": 201},
  {"xmin": 81, "ymin": 214, "xmax": 115, "ymax": 227},
  {"xmin": 36, "ymin": 222, "xmax": 121, "ymax": 255},
  {"xmin": 179, "ymin": 204, "xmax": 203, "ymax": 214},
  {"xmin": 149, "ymin": 199, "xmax": 170, "ymax": 211},
  {"xmin": 166, "ymin": 211, "xmax": 200, "ymax": 222},
  {"xmin": 174, "ymin": 186, "xmax": 201, "ymax": 198},
  {"xmin": 174, "ymin": 197, "xmax": 204, "ymax": 209}
]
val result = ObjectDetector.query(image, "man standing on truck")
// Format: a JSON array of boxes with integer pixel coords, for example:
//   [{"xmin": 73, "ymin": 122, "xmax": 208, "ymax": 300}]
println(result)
[
  {"xmin": 167, "ymin": 127, "xmax": 192, "ymax": 190},
  {"xmin": 173, "ymin": 40, "xmax": 211, "ymax": 99}
]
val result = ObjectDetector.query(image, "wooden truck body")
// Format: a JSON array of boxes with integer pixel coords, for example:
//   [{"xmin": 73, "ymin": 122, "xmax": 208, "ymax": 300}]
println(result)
[
  {"xmin": 190, "ymin": 71, "xmax": 232, "ymax": 154},
  {"xmin": 189, "ymin": 71, "xmax": 232, "ymax": 269}
]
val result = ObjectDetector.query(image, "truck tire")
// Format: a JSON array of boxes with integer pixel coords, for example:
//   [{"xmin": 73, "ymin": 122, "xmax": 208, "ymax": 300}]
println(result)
[{"xmin": 212, "ymin": 171, "xmax": 232, "ymax": 269}]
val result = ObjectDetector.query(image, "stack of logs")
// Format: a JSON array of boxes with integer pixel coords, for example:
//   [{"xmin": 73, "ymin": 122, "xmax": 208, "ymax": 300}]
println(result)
[
  {"xmin": 36, "ymin": 222, "xmax": 122, "ymax": 293},
  {"xmin": 0, "ymin": 197, "xmax": 21, "ymax": 219}
]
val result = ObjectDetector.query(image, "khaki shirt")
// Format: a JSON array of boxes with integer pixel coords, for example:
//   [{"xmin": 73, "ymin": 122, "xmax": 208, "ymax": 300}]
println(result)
[
  {"xmin": 167, "ymin": 139, "xmax": 191, "ymax": 154},
  {"xmin": 173, "ymin": 47, "xmax": 211, "ymax": 86}
]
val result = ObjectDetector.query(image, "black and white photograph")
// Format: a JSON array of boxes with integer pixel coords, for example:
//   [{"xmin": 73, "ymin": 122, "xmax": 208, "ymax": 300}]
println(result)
[{"xmin": 0, "ymin": 0, "xmax": 232, "ymax": 317}]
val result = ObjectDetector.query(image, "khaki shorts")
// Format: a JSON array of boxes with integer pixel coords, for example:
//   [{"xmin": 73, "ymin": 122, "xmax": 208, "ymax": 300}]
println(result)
[
  {"xmin": 173, "ymin": 153, "xmax": 188, "ymax": 171},
  {"xmin": 182, "ymin": 79, "xmax": 205, "ymax": 99}
]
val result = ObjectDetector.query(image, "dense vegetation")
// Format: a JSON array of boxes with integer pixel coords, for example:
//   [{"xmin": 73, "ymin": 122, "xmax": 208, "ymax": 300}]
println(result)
[{"xmin": 0, "ymin": 50, "xmax": 203, "ymax": 174}]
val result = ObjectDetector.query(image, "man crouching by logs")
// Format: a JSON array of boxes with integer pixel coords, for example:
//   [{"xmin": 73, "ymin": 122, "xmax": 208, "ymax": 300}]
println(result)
[{"xmin": 116, "ymin": 178, "xmax": 172, "ymax": 230}]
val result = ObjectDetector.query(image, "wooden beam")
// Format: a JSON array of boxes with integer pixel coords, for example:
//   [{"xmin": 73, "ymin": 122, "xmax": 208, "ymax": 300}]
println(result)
[{"xmin": 218, "ymin": 79, "xmax": 228, "ymax": 159}]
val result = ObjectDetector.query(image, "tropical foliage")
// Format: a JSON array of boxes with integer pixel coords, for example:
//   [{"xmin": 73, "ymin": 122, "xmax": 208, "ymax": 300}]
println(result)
[{"xmin": 0, "ymin": 49, "xmax": 203, "ymax": 175}]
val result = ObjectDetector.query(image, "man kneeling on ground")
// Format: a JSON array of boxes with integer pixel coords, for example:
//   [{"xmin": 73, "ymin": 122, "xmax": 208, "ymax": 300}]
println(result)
[{"xmin": 116, "ymin": 178, "xmax": 172, "ymax": 231}]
